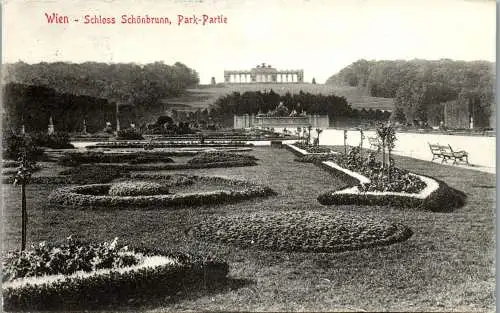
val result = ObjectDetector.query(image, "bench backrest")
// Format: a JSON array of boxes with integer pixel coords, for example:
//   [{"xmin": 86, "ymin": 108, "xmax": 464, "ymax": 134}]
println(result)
[
  {"xmin": 439, "ymin": 145, "xmax": 453, "ymax": 153},
  {"xmin": 428, "ymin": 143, "xmax": 442, "ymax": 154}
]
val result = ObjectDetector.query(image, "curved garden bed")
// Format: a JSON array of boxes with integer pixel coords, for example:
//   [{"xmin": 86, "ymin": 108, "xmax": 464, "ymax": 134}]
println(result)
[
  {"xmin": 189, "ymin": 211, "xmax": 413, "ymax": 253},
  {"xmin": 2, "ymin": 237, "xmax": 228, "ymax": 311},
  {"xmin": 285, "ymin": 143, "xmax": 466, "ymax": 211},
  {"xmin": 47, "ymin": 175, "xmax": 277, "ymax": 209},
  {"xmin": 317, "ymin": 160, "xmax": 466, "ymax": 212}
]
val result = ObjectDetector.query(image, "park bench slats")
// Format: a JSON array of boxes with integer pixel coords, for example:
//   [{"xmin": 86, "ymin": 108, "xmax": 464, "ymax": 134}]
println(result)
[{"xmin": 429, "ymin": 143, "xmax": 469, "ymax": 165}]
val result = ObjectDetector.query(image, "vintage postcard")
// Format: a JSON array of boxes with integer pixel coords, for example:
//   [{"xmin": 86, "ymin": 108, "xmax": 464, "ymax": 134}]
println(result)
[{"xmin": 1, "ymin": 0, "xmax": 496, "ymax": 311}]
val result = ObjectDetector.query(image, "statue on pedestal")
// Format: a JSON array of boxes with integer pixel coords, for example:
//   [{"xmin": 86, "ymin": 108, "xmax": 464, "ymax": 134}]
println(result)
[
  {"xmin": 82, "ymin": 119, "xmax": 88, "ymax": 134},
  {"xmin": 48, "ymin": 116, "xmax": 55, "ymax": 135}
]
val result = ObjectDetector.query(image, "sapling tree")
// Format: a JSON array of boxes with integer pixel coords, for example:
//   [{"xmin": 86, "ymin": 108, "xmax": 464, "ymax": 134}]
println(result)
[
  {"xmin": 375, "ymin": 122, "xmax": 389, "ymax": 170},
  {"xmin": 343, "ymin": 130, "xmax": 348, "ymax": 154},
  {"xmin": 385, "ymin": 124, "xmax": 397, "ymax": 179},
  {"xmin": 14, "ymin": 144, "xmax": 37, "ymax": 251},
  {"xmin": 315, "ymin": 128, "xmax": 323, "ymax": 146},
  {"xmin": 307, "ymin": 126, "xmax": 313, "ymax": 145},
  {"xmin": 359, "ymin": 128, "xmax": 365, "ymax": 159}
]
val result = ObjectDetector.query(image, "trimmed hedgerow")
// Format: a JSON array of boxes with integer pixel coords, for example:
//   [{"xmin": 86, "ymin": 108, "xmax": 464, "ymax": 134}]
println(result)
[
  {"xmin": 58, "ymin": 151, "xmax": 175, "ymax": 166},
  {"xmin": 87, "ymin": 142, "xmax": 253, "ymax": 149},
  {"xmin": 119, "ymin": 161, "xmax": 257, "ymax": 171},
  {"xmin": 292, "ymin": 142, "xmax": 332, "ymax": 154},
  {"xmin": 187, "ymin": 151, "xmax": 258, "ymax": 165},
  {"xmin": 317, "ymin": 176, "xmax": 466, "ymax": 212},
  {"xmin": 295, "ymin": 154, "xmax": 337, "ymax": 164},
  {"xmin": 108, "ymin": 181, "xmax": 170, "ymax": 196},
  {"xmin": 189, "ymin": 211, "xmax": 413, "ymax": 253},
  {"xmin": 2, "ymin": 239, "xmax": 228, "ymax": 311},
  {"xmin": 47, "ymin": 176, "xmax": 277, "ymax": 209}
]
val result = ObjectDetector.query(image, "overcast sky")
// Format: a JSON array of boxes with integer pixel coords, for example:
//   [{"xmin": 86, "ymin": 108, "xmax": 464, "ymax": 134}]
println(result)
[{"xmin": 2, "ymin": 0, "xmax": 496, "ymax": 84}]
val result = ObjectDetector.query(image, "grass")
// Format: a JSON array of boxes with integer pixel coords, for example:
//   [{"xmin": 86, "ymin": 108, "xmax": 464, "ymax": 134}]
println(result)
[{"xmin": 2, "ymin": 146, "xmax": 494, "ymax": 311}]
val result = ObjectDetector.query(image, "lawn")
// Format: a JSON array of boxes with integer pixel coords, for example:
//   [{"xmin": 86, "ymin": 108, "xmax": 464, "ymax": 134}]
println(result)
[{"xmin": 2, "ymin": 146, "xmax": 495, "ymax": 311}]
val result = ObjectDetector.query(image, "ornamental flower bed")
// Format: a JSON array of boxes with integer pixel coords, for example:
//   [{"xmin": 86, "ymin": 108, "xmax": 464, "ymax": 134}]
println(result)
[
  {"xmin": 292, "ymin": 142, "xmax": 332, "ymax": 154},
  {"xmin": 108, "ymin": 181, "xmax": 170, "ymax": 196},
  {"xmin": 295, "ymin": 154, "xmax": 337, "ymax": 164},
  {"xmin": 87, "ymin": 142, "xmax": 253, "ymax": 149},
  {"xmin": 47, "ymin": 175, "xmax": 277, "ymax": 209},
  {"xmin": 187, "ymin": 151, "xmax": 258, "ymax": 165},
  {"xmin": 58, "ymin": 151, "xmax": 175, "ymax": 166},
  {"xmin": 189, "ymin": 211, "xmax": 413, "ymax": 253},
  {"xmin": 2, "ymin": 237, "xmax": 228, "ymax": 311},
  {"xmin": 317, "ymin": 150, "xmax": 466, "ymax": 211}
]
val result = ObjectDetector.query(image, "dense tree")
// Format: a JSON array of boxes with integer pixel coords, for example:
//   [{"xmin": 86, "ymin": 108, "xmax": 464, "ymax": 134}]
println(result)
[
  {"xmin": 327, "ymin": 59, "xmax": 495, "ymax": 127},
  {"xmin": 209, "ymin": 90, "xmax": 352, "ymax": 125},
  {"xmin": 2, "ymin": 61, "xmax": 199, "ymax": 131}
]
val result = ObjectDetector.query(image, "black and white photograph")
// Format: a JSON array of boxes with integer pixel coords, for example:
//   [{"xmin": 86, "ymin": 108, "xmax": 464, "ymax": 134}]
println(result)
[{"xmin": 1, "ymin": 0, "xmax": 496, "ymax": 311}]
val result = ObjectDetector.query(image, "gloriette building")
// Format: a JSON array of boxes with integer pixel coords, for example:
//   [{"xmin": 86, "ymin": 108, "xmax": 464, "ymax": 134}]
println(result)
[{"xmin": 224, "ymin": 63, "xmax": 304, "ymax": 84}]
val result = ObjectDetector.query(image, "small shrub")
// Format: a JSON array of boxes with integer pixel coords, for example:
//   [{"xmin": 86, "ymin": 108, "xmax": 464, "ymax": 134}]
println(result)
[
  {"xmin": 108, "ymin": 181, "xmax": 170, "ymax": 196},
  {"xmin": 2, "ymin": 131, "xmax": 44, "ymax": 161}
]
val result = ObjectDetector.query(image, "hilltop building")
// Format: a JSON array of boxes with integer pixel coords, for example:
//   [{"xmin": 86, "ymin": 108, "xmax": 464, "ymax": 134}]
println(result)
[{"xmin": 224, "ymin": 63, "xmax": 304, "ymax": 84}]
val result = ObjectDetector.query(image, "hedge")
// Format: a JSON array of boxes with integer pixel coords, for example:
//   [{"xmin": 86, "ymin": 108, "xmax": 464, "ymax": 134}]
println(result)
[
  {"xmin": 47, "ymin": 176, "xmax": 277, "ymax": 209},
  {"xmin": 3, "ymin": 247, "xmax": 228, "ymax": 311},
  {"xmin": 124, "ymin": 160, "xmax": 257, "ymax": 171},
  {"xmin": 87, "ymin": 142, "xmax": 253, "ymax": 149},
  {"xmin": 58, "ymin": 151, "xmax": 175, "ymax": 166},
  {"xmin": 187, "ymin": 151, "xmax": 258, "ymax": 165},
  {"xmin": 1, "ymin": 161, "xmax": 257, "ymax": 185},
  {"xmin": 295, "ymin": 154, "xmax": 337, "ymax": 164},
  {"xmin": 190, "ymin": 211, "xmax": 413, "ymax": 253}
]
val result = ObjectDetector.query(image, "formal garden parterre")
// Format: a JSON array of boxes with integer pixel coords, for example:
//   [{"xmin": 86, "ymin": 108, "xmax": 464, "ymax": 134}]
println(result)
[
  {"xmin": 47, "ymin": 174, "xmax": 277, "ymax": 209},
  {"xmin": 1, "ymin": 126, "xmax": 494, "ymax": 311}
]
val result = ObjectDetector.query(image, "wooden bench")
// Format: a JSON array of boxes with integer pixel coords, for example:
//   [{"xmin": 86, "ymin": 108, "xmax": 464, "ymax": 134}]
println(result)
[
  {"xmin": 368, "ymin": 137, "xmax": 380, "ymax": 150},
  {"xmin": 428, "ymin": 143, "xmax": 444, "ymax": 162},
  {"xmin": 439, "ymin": 144, "xmax": 469, "ymax": 165}
]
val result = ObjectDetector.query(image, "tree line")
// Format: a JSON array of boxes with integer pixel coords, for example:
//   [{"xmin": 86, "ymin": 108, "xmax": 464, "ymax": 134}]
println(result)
[
  {"xmin": 207, "ymin": 90, "xmax": 357, "ymax": 125},
  {"xmin": 2, "ymin": 61, "xmax": 200, "ymax": 132},
  {"xmin": 326, "ymin": 59, "xmax": 495, "ymax": 127}
]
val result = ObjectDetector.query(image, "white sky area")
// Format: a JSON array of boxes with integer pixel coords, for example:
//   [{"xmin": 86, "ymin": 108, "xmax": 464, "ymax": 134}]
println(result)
[{"xmin": 2, "ymin": 0, "xmax": 496, "ymax": 84}]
